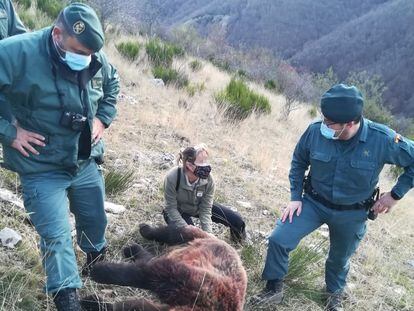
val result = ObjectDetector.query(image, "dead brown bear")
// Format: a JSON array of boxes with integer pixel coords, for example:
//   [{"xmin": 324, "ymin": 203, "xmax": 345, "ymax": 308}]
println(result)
[{"xmin": 81, "ymin": 224, "xmax": 247, "ymax": 311}]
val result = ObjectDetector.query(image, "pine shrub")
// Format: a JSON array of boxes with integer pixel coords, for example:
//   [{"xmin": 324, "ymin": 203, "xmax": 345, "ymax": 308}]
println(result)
[{"xmin": 215, "ymin": 78, "xmax": 271, "ymax": 120}]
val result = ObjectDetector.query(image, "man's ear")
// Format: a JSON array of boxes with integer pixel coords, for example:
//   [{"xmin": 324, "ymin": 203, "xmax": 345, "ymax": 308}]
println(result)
[
  {"xmin": 52, "ymin": 26, "xmax": 64, "ymax": 42},
  {"xmin": 346, "ymin": 121, "xmax": 354, "ymax": 129}
]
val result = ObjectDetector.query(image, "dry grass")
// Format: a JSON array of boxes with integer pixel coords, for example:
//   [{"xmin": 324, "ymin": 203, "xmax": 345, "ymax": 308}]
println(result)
[{"xmin": 0, "ymin": 35, "xmax": 413, "ymax": 310}]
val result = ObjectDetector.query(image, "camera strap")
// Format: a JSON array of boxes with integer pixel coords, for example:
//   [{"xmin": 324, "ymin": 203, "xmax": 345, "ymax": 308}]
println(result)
[{"xmin": 51, "ymin": 64, "xmax": 67, "ymax": 111}]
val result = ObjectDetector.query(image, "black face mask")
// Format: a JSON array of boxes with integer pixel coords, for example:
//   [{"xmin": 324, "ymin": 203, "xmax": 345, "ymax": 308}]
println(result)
[{"xmin": 194, "ymin": 165, "xmax": 211, "ymax": 179}]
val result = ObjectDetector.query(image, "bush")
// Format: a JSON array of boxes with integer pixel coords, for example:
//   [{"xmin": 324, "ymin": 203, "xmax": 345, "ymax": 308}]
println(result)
[
  {"xmin": 152, "ymin": 66, "xmax": 189, "ymax": 89},
  {"xmin": 215, "ymin": 78, "xmax": 271, "ymax": 120},
  {"xmin": 116, "ymin": 41, "xmax": 141, "ymax": 61},
  {"xmin": 18, "ymin": 10, "xmax": 36, "ymax": 30},
  {"xmin": 189, "ymin": 60, "xmax": 202, "ymax": 72},
  {"xmin": 36, "ymin": 0, "xmax": 64, "ymax": 19},
  {"xmin": 237, "ymin": 69, "xmax": 248, "ymax": 79},
  {"xmin": 16, "ymin": 0, "xmax": 31, "ymax": 9},
  {"xmin": 211, "ymin": 58, "xmax": 231, "ymax": 72},
  {"xmin": 308, "ymin": 105, "xmax": 318, "ymax": 118},
  {"xmin": 186, "ymin": 82, "xmax": 205, "ymax": 97},
  {"xmin": 146, "ymin": 39, "xmax": 184, "ymax": 67},
  {"xmin": 346, "ymin": 71, "xmax": 393, "ymax": 126},
  {"xmin": 264, "ymin": 79, "xmax": 276, "ymax": 90},
  {"xmin": 104, "ymin": 168, "xmax": 135, "ymax": 196}
]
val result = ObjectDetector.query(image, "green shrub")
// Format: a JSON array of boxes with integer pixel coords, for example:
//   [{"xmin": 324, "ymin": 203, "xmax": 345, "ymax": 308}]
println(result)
[
  {"xmin": 145, "ymin": 39, "xmax": 184, "ymax": 67},
  {"xmin": 18, "ymin": 10, "xmax": 36, "ymax": 30},
  {"xmin": 189, "ymin": 60, "xmax": 202, "ymax": 72},
  {"xmin": 264, "ymin": 79, "xmax": 276, "ymax": 90},
  {"xmin": 186, "ymin": 82, "xmax": 205, "ymax": 97},
  {"xmin": 237, "ymin": 69, "xmax": 248, "ymax": 79},
  {"xmin": 308, "ymin": 105, "xmax": 318, "ymax": 118},
  {"xmin": 152, "ymin": 66, "xmax": 189, "ymax": 89},
  {"xmin": 287, "ymin": 242, "xmax": 324, "ymax": 285},
  {"xmin": 36, "ymin": 0, "xmax": 64, "ymax": 19},
  {"xmin": 211, "ymin": 58, "xmax": 231, "ymax": 72},
  {"xmin": 215, "ymin": 78, "xmax": 271, "ymax": 120},
  {"xmin": 16, "ymin": 0, "xmax": 31, "ymax": 9},
  {"xmin": 285, "ymin": 241, "xmax": 326, "ymax": 304},
  {"xmin": 116, "ymin": 41, "xmax": 141, "ymax": 61},
  {"xmin": 389, "ymin": 165, "xmax": 403, "ymax": 181},
  {"xmin": 0, "ymin": 168, "xmax": 19, "ymax": 192},
  {"xmin": 104, "ymin": 168, "xmax": 135, "ymax": 196}
]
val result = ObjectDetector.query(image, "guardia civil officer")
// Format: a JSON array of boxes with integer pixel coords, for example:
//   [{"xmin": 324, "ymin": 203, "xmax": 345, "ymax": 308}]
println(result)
[
  {"xmin": 0, "ymin": 3, "xmax": 120, "ymax": 310},
  {"xmin": 0, "ymin": 0, "xmax": 26, "ymax": 39},
  {"xmin": 163, "ymin": 144, "xmax": 246, "ymax": 242},
  {"xmin": 252, "ymin": 84, "xmax": 414, "ymax": 310},
  {"xmin": 0, "ymin": 0, "xmax": 26, "ymax": 120}
]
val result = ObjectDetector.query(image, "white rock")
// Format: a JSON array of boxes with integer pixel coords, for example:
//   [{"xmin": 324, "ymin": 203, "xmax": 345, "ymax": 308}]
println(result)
[
  {"xmin": 237, "ymin": 201, "xmax": 252, "ymax": 209},
  {"xmin": 0, "ymin": 227, "xmax": 22, "ymax": 248},
  {"xmin": 150, "ymin": 78, "xmax": 165, "ymax": 87},
  {"xmin": 0, "ymin": 188, "xmax": 24, "ymax": 210},
  {"xmin": 104, "ymin": 202, "xmax": 126, "ymax": 214},
  {"xmin": 262, "ymin": 210, "xmax": 270, "ymax": 216},
  {"xmin": 406, "ymin": 260, "xmax": 414, "ymax": 269}
]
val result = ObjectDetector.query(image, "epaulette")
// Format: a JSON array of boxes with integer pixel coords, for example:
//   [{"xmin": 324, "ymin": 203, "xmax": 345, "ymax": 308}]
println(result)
[{"xmin": 367, "ymin": 120, "xmax": 395, "ymax": 138}]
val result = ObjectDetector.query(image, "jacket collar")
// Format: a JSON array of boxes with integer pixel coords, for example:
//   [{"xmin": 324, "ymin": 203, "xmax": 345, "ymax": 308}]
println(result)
[{"xmin": 359, "ymin": 118, "xmax": 368, "ymax": 142}]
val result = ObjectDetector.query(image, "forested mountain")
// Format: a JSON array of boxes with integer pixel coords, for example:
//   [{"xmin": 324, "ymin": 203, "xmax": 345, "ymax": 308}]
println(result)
[{"xmin": 140, "ymin": 0, "xmax": 413, "ymax": 116}]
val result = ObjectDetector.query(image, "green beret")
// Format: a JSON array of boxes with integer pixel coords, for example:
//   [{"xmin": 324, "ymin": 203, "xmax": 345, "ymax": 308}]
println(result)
[
  {"xmin": 58, "ymin": 2, "xmax": 104, "ymax": 52},
  {"xmin": 321, "ymin": 84, "xmax": 364, "ymax": 123}
]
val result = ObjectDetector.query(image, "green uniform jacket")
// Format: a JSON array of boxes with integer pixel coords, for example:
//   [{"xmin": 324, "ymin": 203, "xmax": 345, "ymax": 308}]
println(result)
[
  {"xmin": 0, "ymin": 27, "xmax": 120, "ymax": 174},
  {"xmin": 164, "ymin": 166, "xmax": 215, "ymax": 233},
  {"xmin": 0, "ymin": 0, "xmax": 26, "ymax": 39},
  {"xmin": 289, "ymin": 118, "xmax": 414, "ymax": 204}
]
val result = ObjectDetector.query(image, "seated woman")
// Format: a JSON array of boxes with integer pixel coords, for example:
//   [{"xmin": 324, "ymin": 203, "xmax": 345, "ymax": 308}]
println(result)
[{"xmin": 162, "ymin": 144, "xmax": 246, "ymax": 242}]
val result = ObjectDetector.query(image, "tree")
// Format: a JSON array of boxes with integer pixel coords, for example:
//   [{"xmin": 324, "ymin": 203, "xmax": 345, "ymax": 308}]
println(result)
[
  {"xmin": 276, "ymin": 64, "xmax": 317, "ymax": 119},
  {"xmin": 346, "ymin": 71, "xmax": 392, "ymax": 126}
]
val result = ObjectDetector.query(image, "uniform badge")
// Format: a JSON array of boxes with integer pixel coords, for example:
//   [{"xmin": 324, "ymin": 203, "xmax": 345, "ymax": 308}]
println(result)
[
  {"xmin": 196, "ymin": 191, "xmax": 203, "ymax": 197},
  {"xmin": 363, "ymin": 149, "xmax": 370, "ymax": 157},
  {"xmin": 91, "ymin": 77, "xmax": 103, "ymax": 89},
  {"xmin": 394, "ymin": 134, "xmax": 402, "ymax": 143},
  {"xmin": 73, "ymin": 21, "xmax": 86, "ymax": 35}
]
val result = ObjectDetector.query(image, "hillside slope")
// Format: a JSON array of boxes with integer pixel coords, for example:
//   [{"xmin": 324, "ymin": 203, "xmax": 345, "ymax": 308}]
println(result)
[
  {"xmin": 134, "ymin": 0, "xmax": 414, "ymax": 116},
  {"xmin": 1, "ymin": 32, "xmax": 413, "ymax": 310},
  {"xmin": 291, "ymin": 0, "xmax": 414, "ymax": 116}
]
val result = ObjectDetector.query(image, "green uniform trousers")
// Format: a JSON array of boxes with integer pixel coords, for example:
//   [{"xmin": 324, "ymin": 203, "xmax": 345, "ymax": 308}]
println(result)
[
  {"xmin": 262, "ymin": 194, "xmax": 367, "ymax": 293},
  {"xmin": 20, "ymin": 159, "xmax": 107, "ymax": 293}
]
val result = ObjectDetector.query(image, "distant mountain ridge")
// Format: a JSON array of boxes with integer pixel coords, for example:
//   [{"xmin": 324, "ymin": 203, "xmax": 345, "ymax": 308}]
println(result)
[{"xmin": 148, "ymin": 0, "xmax": 414, "ymax": 116}]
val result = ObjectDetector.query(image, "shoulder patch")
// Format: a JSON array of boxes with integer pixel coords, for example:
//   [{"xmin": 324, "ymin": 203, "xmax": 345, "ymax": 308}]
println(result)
[
  {"xmin": 394, "ymin": 134, "xmax": 402, "ymax": 144},
  {"xmin": 0, "ymin": 9, "xmax": 7, "ymax": 19}
]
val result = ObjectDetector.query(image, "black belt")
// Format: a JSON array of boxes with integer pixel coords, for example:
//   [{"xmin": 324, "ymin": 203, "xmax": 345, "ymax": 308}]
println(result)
[{"xmin": 305, "ymin": 186, "xmax": 366, "ymax": 211}]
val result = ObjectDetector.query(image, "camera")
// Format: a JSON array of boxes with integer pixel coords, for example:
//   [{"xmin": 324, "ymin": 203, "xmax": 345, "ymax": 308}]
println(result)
[{"xmin": 60, "ymin": 111, "xmax": 87, "ymax": 131}]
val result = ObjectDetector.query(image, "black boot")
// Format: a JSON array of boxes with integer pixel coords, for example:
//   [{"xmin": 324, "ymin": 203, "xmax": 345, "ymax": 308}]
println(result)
[
  {"xmin": 81, "ymin": 246, "xmax": 107, "ymax": 276},
  {"xmin": 250, "ymin": 279, "xmax": 284, "ymax": 306},
  {"xmin": 53, "ymin": 288, "xmax": 81, "ymax": 311},
  {"xmin": 326, "ymin": 291, "xmax": 344, "ymax": 311}
]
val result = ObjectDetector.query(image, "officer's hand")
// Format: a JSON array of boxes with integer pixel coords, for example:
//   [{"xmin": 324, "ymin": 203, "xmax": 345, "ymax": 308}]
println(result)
[
  {"xmin": 92, "ymin": 118, "xmax": 105, "ymax": 145},
  {"xmin": 11, "ymin": 126, "xmax": 45, "ymax": 157},
  {"xmin": 372, "ymin": 192, "xmax": 398, "ymax": 215},
  {"xmin": 281, "ymin": 201, "xmax": 302, "ymax": 223}
]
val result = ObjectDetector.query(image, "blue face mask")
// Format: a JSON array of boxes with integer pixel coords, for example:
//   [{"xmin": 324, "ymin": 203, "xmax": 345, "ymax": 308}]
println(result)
[
  {"xmin": 54, "ymin": 38, "xmax": 91, "ymax": 71},
  {"xmin": 64, "ymin": 51, "xmax": 91, "ymax": 71},
  {"xmin": 320, "ymin": 122, "xmax": 346, "ymax": 140}
]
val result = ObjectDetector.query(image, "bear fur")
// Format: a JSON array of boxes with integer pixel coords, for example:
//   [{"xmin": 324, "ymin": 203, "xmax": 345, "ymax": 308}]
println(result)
[{"xmin": 81, "ymin": 224, "xmax": 247, "ymax": 311}]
